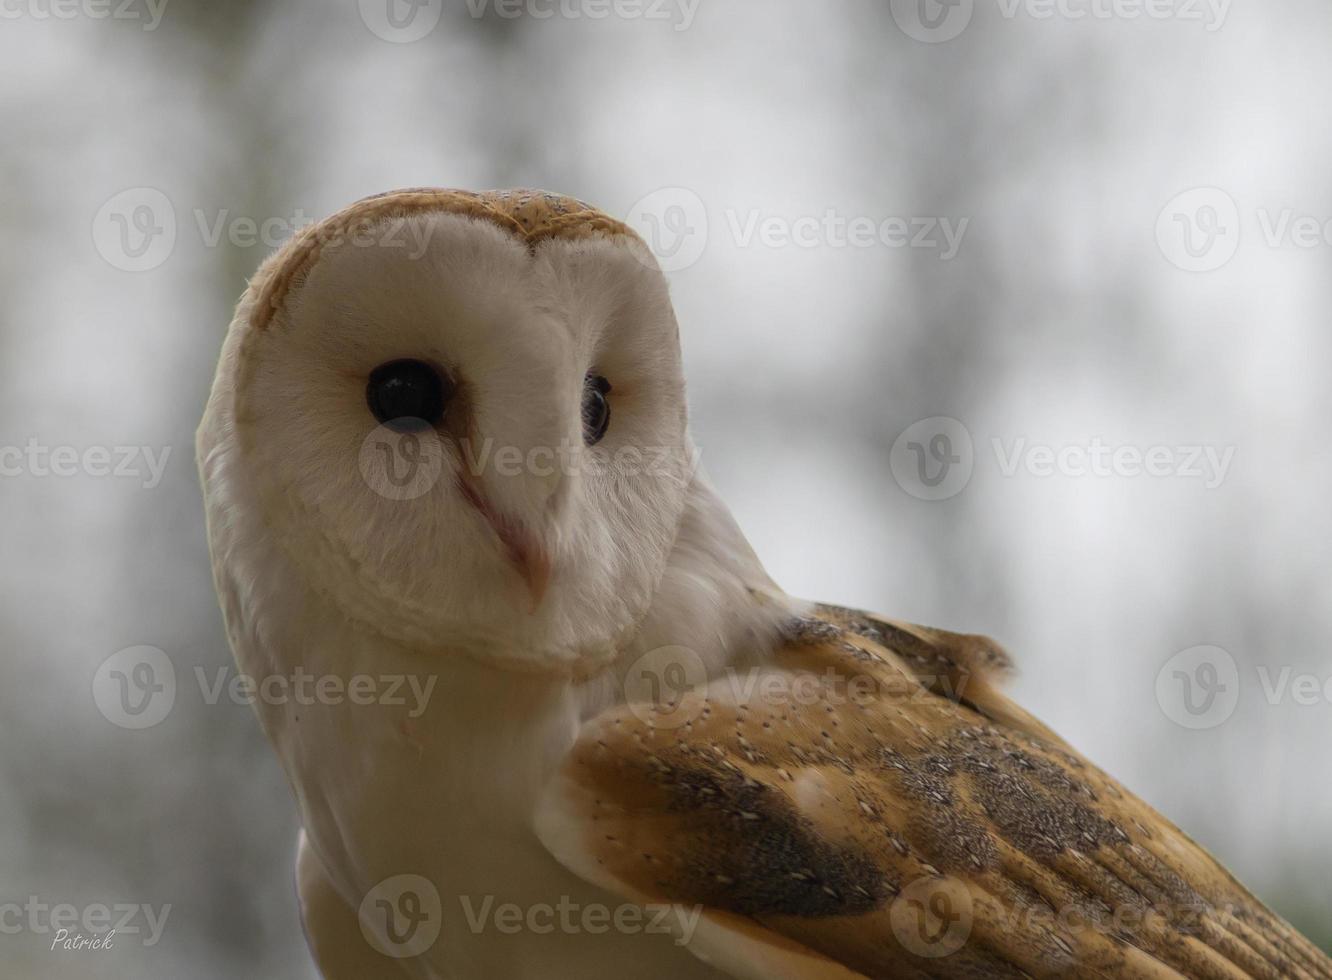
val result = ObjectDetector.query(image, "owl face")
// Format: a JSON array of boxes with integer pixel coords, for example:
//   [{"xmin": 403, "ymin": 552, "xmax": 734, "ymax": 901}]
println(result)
[{"xmin": 214, "ymin": 192, "xmax": 694, "ymax": 668}]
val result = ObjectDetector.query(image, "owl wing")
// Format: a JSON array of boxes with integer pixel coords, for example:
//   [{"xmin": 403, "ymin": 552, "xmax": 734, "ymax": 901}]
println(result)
[{"xmin": 535, "ymin": 604, "xmax": 1332, "ymax": 979}]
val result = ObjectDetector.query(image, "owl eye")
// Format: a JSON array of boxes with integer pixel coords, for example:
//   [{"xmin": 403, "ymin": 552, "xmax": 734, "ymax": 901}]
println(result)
[
  {"xmin": 582, "ymin": 374, "xmax": 612, "ymax": 446},
  {"xmin": 366, "ymin": 359, "xmax": 453, "ymax": 432}
]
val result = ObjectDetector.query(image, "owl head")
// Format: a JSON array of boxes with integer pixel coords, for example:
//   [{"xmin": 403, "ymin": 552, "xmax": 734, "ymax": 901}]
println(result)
[{"xmin": 198, "ymin": 189, "xmax": 696, "ymax": 670}]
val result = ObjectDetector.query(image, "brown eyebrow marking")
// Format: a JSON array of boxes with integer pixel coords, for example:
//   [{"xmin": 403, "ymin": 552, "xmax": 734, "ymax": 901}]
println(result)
[{"xmin": 249, "ymin": 187, "xmax": 644, "ymax": 332}]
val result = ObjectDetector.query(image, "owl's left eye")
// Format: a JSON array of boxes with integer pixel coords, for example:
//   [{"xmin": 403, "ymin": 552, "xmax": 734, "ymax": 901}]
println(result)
[
  {"xmin": 366, "ymin": 359, "xmax": 453, "ymax": 432},
  {"xmin": 582, "ymin": 374, "xmax": 611, "ymax": 445}
]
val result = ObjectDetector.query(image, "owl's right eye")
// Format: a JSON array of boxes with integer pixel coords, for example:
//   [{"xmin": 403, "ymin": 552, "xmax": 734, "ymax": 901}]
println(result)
[{"xmin": 366, "ymin": 359, "xmax": 453, "ymax": 432}]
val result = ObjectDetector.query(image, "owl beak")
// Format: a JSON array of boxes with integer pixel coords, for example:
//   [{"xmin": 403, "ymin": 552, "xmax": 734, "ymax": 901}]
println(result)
[
  {"xmin": 508, "ymin": 531, "xmax": 551, "ymax": 613},
  {"xmin": 456, "ymin": 474, "xmax": 552, "ymax": 613}
]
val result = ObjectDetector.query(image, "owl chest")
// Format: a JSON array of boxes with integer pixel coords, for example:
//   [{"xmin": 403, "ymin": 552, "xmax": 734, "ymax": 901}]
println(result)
[{"xmin": 258, "ymin": 643, "xmax": 696, "ymax": 975}]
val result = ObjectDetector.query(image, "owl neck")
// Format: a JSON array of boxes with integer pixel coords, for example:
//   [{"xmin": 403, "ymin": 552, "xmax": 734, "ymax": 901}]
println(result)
[{"xmin": 623, "ymin": 473, "xmax": 799, "ymax": 670}]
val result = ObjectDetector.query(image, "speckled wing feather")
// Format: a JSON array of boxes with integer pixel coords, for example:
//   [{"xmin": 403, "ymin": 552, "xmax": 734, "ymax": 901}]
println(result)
[{"xmin": 537, "ymin": 605, "xmax": 1332, "ymax": 979}]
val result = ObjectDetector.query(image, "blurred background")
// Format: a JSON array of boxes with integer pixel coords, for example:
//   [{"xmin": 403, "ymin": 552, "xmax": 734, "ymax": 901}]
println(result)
[{"xmin": 2, "ymin": 0, "xmax": 1330, "ymax": 975}]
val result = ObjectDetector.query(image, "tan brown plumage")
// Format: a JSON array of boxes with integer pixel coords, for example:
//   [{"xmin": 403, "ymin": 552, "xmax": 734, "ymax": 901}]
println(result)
[
  {"xmin": 251, "ymin": 188, "xmax": 642, "ymax": 331},
  {"xmin": 539, "ymin": 604, "xmax": 1332, "ymax": 979}
]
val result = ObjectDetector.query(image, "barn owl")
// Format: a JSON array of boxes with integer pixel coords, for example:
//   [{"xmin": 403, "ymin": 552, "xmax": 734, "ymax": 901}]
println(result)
[{"xmin": 197, "ymin": 188, "xmax": 1331, "ymax": 979}]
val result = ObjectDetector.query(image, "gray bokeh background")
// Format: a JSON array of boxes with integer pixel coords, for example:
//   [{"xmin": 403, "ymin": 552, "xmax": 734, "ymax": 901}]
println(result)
[{"xmin": 2, "ymin": 0, "xmax": 1329, "ymax": 975}]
